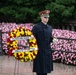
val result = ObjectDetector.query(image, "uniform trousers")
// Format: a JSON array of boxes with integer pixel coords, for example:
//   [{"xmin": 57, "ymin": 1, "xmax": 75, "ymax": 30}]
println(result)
[{"xmin": 36, "ymin": 73, "xmax": 47, "ymax": 75}]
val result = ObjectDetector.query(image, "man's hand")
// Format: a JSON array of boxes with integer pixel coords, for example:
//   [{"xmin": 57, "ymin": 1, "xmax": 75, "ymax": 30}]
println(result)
[{"xmin": 53, "ymin": 38, "xmax": 58, "ymax": 43}]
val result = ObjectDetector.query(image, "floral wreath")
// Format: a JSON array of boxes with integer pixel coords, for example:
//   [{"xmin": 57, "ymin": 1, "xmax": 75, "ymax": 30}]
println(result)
[{"xmin": 7, "ymin": 26, "xmax": 38, "ymax": 62}]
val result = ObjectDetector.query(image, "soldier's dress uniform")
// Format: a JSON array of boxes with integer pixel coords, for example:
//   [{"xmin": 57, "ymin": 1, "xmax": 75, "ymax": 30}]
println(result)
[{"xmin": 31, "ymin": 10, "xmax": 53, "ymax": 75}]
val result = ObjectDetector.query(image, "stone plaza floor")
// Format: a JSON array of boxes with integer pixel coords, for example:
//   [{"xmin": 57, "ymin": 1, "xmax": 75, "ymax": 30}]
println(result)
[{"xmin": 0, "ymin": 55, "xmax": 76, "ymax": 75}]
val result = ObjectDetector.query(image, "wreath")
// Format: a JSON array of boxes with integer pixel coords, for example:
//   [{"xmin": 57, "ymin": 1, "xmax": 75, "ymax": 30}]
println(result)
[{"xmin": 7, "ymin": 26, "xmax": 38, "ymax": 62}]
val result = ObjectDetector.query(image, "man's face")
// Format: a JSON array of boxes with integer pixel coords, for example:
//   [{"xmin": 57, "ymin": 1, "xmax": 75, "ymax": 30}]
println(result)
[{"xmin": 40, "ymin": 14, "xmax": 49, "ymax": 23}]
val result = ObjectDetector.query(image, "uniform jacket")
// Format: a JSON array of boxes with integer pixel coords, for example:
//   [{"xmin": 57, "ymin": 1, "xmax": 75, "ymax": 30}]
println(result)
[{"xmin": 31, "ymin": 22, "xmax": 53, "ymax": 73}]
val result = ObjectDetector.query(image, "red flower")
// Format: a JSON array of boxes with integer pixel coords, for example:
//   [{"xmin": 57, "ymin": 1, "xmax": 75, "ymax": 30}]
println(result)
[{"xmin": 7, "ymin": 38, "xmax": 11, "ymax": 42}]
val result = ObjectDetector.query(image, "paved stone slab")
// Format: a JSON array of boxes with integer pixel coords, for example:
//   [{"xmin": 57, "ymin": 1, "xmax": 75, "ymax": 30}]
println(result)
[{"xmin": 0, "ymin": 55, "xmax": 76, "ymax": 75}]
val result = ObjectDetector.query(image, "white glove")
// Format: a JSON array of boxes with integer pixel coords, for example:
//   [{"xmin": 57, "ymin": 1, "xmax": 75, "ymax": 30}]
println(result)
[{"xmin": 53, "ymin": 38, "xmax": 58, "ymax": 43}]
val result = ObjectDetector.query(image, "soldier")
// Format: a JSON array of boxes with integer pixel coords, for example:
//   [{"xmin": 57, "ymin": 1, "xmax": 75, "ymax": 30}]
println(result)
[{"xmin": 32, "ymin": 10, "xmax": 53, "ymax": 75}]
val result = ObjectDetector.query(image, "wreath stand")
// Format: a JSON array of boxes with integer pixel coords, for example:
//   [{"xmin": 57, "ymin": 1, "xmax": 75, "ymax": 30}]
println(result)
[
  {"xmin": 13, "ymin": 59, "xmax": 34, "ymax": 75},
  {"xmin": 6, "ymin": 27, "xmax": 38, "ymax": 75},
  {"xmin": 14, "ymin": 58, "xmax": 19, "ymax": 75}
]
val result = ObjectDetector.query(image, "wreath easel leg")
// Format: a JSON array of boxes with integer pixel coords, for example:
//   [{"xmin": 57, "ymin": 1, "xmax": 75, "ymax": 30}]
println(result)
[{"xmin": 14, "ymin": 58, "xmax": 19, "ymax": 75}]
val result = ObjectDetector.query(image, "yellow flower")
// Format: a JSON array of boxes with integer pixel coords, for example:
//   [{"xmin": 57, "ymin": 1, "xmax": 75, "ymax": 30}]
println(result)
[
  {"xmin": 28, "ymin": 54, "xmax": 32, "ymax": 60},
  {"xmin": 24, "ymin": 56, "xmax": 29, "ymax": 61},
  {"xmin": 18, "ymin": 52, "xmax": 24, "ymax": 58},
  {"xmin": 11, "ymin": 41, "xmax": 17, "ymax": 45},
  {"xmin": 16, "ymin": 30, "xmax": 21, "ymax": 37},
  {"xmin": 13, "ymin": 29, "xmax": 17, "ymax": 33},
  {"xmin": 33, "ymin": 50, "xmax": 38, "ymax": 55},
  {"xmin": 20, "ymin": 59, "xmax": 24, "ymax": 62},
  {"xmin": 20, "ymin": 30, "xmax": 24, "ymax": 35},
  {"xmin": 10, "ymin": 32, "xmax": 14, "ymax": 37},
  {"xmin": 29, "ymin": 38, "xmax": 36, "ymax": 43},
  {"xmin": 13, "ymin": 53, "xmax": 17, "ymax": 57},
  {"xmin": 25, "ymin": 30, "xmax": 32, "ymax": 36}
]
